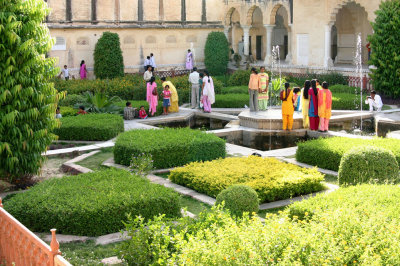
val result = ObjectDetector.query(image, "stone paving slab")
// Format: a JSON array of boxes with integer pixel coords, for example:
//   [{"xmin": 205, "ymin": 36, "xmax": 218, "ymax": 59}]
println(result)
[
  {"xmin": 36, "ymin": 233, "xmax": 93, "ymax": 244},
  {"xmin": 282, "ymin": 158, "xmax": 339, "ymax": 176},
  {"xmin": 226, "ymin": 143, "xmax": 264, "ymax": 157},
  {"xmin": 263, "ymin": 147, "xmax": 298, "ymax": 157},
  {"xmin": 61, "ymin": 150, "xmax": 99, "ymax": 174},
  {"xmin": 101, "ymin": 256, "xmax": 124, "ymax": 265},
  {"xmin": 43, "ymin": 141, "xmax": 115, "ymax": 156}
]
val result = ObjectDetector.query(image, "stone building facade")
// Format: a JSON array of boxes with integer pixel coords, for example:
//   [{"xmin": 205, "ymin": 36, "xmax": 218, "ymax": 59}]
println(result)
[{"xmin": 46, "ymin": 0, "xmax": 380, "ymax": 76}]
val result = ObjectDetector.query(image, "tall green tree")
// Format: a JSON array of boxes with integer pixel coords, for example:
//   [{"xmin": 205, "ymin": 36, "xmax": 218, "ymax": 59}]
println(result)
[
  {"xmin": 0, "ymin": 0, "xmax": 62, "ymax": 181},
  {"xmin": 204, "ymin": 32, "xmax": 230, "ymax": 75},
  {"xmin": 94, "ymin": 32, "xmax": 125, "ymax": 79},
  {"xmin": 368, "ymin": 0, "xmax": 400, "ymax": 97}
]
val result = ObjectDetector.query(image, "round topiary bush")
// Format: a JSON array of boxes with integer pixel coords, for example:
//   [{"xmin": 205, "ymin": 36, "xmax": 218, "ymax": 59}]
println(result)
[
  {"xmin": 338, "ymin": 146, "xmax": 399, "ymax": 186},
  {"xmin": 215, "ymin": 185, "xmax": 259, "ymax": 217}
]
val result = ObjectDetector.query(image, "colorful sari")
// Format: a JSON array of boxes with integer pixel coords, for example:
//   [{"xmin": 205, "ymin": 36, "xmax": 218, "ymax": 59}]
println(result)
[
  {"xmin": 162, "ymin": 81, "xmax": 179, "ymax": 113},
  {"xmin": 258, "ymin": 72, "xmax": 269, "ymax": 111},
  {"xmin": 301, "ymin": 88, "xmax": 309, "ymax": 128},
  {"xmin": 186, "ymin": 52, "xmax": 193, "ymax": 70},
  {"xmin": 146, "ymin": 82, "xmax": 158, "ymax": 116},
  {"xmin": 308, "ymin": 88, "xmax": 319, "ymax": 130},
  {"xmin": 318, "ymin": 89, "xmax": 332, "ymax": 131}
]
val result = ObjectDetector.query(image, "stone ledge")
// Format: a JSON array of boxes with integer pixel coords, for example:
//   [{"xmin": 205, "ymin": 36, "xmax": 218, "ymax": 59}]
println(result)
[{"xmin": 61, "ymin": 150, "xmax": 100, "ymax": 174}]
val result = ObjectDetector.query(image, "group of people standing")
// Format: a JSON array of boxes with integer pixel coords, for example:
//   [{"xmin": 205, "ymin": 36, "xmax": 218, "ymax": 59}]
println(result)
[
  {"xmin": 281, "ymin": 79, "xmax": 332, "ymax": 132},
  {"xmin": 145, "ymin": 76, "xmax": 179, "ymax": 116},
  {"xmin": 248, "ymin": 67, "xmax": 270, "ymax": 112}
]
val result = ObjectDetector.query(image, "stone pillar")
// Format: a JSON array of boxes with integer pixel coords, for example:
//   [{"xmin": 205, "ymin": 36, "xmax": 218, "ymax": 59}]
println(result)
[
  {"xmin": 242, "ymin": 25, "xmax": 251, "ymax": 58},
  {"xmin": 224, "ymin": 26, "xmax": 230, "ymax": 42},
  {"xmin": 324, "ymin": 25, "xmax": 334, "ymax": 68},
  {"xmin": 159, "ymin": 0, "xmax": 164, "ymax": 21},
  {"xmin": 138, "ymin": 0, "xmax": 143, "ymax": 22},
  {"xmin": 91, "ymin": 0, "xmax": 97, "ymax": 23},
  {"xmin": 66, "ymin": 0, "xmax": 72, "ymax": 22},
  {"xmin": 264, "ymin": 24, "xmax": 274, "ymax": 65},
  {"xmin": 201, "ymin": 0, "xmax": 206, "ymax": 24},
  {"xmin": 285, "ymin": 24, "xmax": 293, "ymax": 63},
  {"xmin": 114, "ymin": 0, "xmax": 120, "ymax": 23},
  {"xmin": 181, "ymin": 0, "xmax": 186, "ymax": 23}
]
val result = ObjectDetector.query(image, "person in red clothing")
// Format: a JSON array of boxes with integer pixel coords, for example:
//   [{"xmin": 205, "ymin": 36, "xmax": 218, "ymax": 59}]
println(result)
[
  {"xmin": 139, "ymin": 106, "xmax": 148, "ymax": 119},
  {"xmin": 77, "ymin": 106, "xmax": 87, "ymax": 115},
  {"xmin": 366, "ymin": 42, "xmax": 371, "ymax": 61}
]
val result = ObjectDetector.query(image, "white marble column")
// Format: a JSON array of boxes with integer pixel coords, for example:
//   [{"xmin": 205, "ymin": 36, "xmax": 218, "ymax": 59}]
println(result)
[
  {"xmin": 324, "ymin": 25, "xmax": 334, "ymax": 68},
  {"xmin": 285, "ymin": 24, "xmax": 293, "ymax": 64},
  {"xmin": 242, "ymin": 25, "xmax": 251, "ymax": 57},
  {"xmin": 224, "ymin": 26, "xmax": 230, "ymax": 42},
  {"xmin": 264, "ymin": 24, "xmax": 274, "ymax": 65}
]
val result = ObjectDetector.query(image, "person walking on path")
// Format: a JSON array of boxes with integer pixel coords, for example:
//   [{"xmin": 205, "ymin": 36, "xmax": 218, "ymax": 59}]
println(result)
[
  {"xmin": 258, "ymin": 67, "xmax": 269, "ymax": 111},
  {"xmin": 202, "ymin": 71, "xmax": 215, "ymax": 113},
  {"xmin": 80, "ymin": 60, "xmax": 87, "ymax": 79},
  {"xmin": 248, "ymin": 67, "xmax": 260, "ymax": 112},
  {"xmin": 146, "ymin": 77, "xmax": 158, "ymax": 116},
  {"xmin": 308, "ymin": 80, "xmax": 320, "ymax": 131},
  {"xmin": 281, "ymin": 83, "xmax": 294, "ymax": 131},
  {"xmin": 301, "ymin": 80, "xmax": 311, "ymax": 129},
  {"xmin": 150, "ymin": 53, "xmax": 156, "ymax": 71},
  {"xmin": 188, "ymin": 67, "xmax": 200, "ymax": 108},
  {"xmin": 318, "ymin": 82, "xmax": 332, "ymax": 132},
  {"xmin": 161, "ymin": 77, "xmax": 179, "ymax": 113},
  {"xmin": 186, "ymin": 49, "xmax": 193, "ymax": 70}
]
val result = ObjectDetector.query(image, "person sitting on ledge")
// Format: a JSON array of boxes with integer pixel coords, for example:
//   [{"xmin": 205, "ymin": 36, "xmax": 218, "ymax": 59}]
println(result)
[
  {"xmin": 124, "ymin": 101, "xmax": 135, "ymax": 120},
  {"xmin": 77, "ymin": 106, "xmax": 87, "ymax": 115},
  {"xmin": 139, "ymin": 106, "xmax": 148, "ymax": 119},
  {"xmin": 365, "ymin": 90, "xmax": 383, "ymax": 112}
]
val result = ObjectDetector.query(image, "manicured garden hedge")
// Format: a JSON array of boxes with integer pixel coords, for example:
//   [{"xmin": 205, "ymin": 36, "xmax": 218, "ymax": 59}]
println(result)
[
  {"xmin": 156, "ymin": 185, "xmax": 400, "ymax": 265},
  {"xmin": 169, "ymin": 157, "xmax": 324, "ymax": 203},
  {"xmin": 332, "ymin": 93, "xmax": 369, "ymax": 110},
  {"xmin": 114, "ymin": 128, "xmax": 226, "ymax": 169},
  {"xmin": 213, "ymin": 94, "xmax": 249, "ymax": 108},
  {"xmin": 3, "ymin": 169, "xmax": 181, "ymax": 236},
  {"xmin": 220, "ymin": 86, "xmax": 248, "ymax": 94},
  {"xmin": 296, "ymin": 137, "xmax": 400, "ymax": 171},
  {"xmin": 54, "ymin": 114, "xmax": 124, "ymax": 141}
]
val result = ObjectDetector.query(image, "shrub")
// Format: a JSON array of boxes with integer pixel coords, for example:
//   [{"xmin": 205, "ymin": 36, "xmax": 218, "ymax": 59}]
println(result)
[
  {"xmin": 227, "ymin": 70, "xmax": 251, "ymax": 86},
  {"xmin": 114, "ymin": 128, "xmax": 226, "ymax": 169},
  {"xmin": 59, "ymin": 106, "xmax": 77, "ymax": 117},
  {"xmin": 286, "ymin": 72, "xmax": 347, "ymax": 87},
  {"xmin": 3, "ymin": 169, "xmax": 181, "ymax": 236},
  {"xmin": 215, "ymin": 185, "xmax": 259, "ymax": 217},
  {"xmin": 121, "ymin": 186, "xmax": 400, "ymax": 265},
  {"xmin": 94, "ymin": 32, "xmax": 124, "ymax": 79},
  {"xmin": 338, "ymin": 146, "xmax": 399, "ymax": 186},
  {"xmin": 213, "ymin": 94, "xmax": 249, "ymax": 108},
  {"xmin": 329, "ymin": 84, "xmax": 358, "ymax": 93},
  {"xmin": 54, "ymin": 114, "xmax": 124, "ymax": 141},
  {"xmin": 332, "ymin": 93, "xmax": 369, "ymax": 110},
  {"xmin": 58, "ymin": 94, "xmax": 87, "ymax": 106},
  {"xmin": 296, "ymin": 137, "xmax": 400, "ymax": 171},
  {"xmin": 169, "ymin": 157, "xmax": 325, "ymax": 203},
  {"xmin": 204, "ymin": 32, "xmax": 229, "ymax": 75},
  {"xmin": 220, "ymin": 86, "xmax": 248, "ymax": 94},
  {"xmin": 368, "ymin": 0, "xmax": 400, "ymax": 98},
  {"xmin": 0, "ymin": 0, "xmax": 62, "ymax": 181}
]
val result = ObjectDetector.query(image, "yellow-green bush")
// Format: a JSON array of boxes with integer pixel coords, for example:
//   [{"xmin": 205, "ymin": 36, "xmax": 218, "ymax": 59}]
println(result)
[{"xmin": 169, "ymin": 157, "xmax": 325, "ymax": 203}]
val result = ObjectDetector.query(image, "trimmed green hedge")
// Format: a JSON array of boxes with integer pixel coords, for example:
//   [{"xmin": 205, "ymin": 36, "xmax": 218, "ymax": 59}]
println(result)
[
  {"xmin": 332, "ymin": 93, "xmax": 369, "ymax": 110},
  {"xmin": 54, "ymin": 114, "xmax": 124, "ymax": 141},
  {"xmin": 296, "ymin": 137, "xmax": 400, "ymax": 171},
  {"xmin": 213, "ymin": 94, "xmax": 248, "ymax": 108},
  {"xmin": 3, "ymin": 169, "xmax": 181, "ymax": 236},
  {"xmin": 220, "ymin": 86, "xmax": 248, "ymax": 94},
  {"xmin": 59, "ymin": 106, "xmax": 77, "ymax": 117},
  {"xmin": 227, "ymin": 70, "xmax": 251, "ymax": 86},
  {"xmin": 114, "ymin": 128, "xmax": 226, "ymax": 169}
]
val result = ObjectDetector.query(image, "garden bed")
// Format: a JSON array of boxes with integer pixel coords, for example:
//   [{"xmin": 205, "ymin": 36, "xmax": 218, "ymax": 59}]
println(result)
[
  {"xmin": 169, "ymin": 156, "xmax": 325, "ymax": 203},
  {"xmin": 114, "ymin": 128, "xmax": 226, "ymax": 169},
  {"xmin": 296, "ymin": 137, "xmax": 400, "ymax": 171},
  {"xmin": 54, "ymin": 114, "xmax": 124, "ymax": 141},
  {"xmin": 3, "ymin": 169, "xmax": 181, "ymax": 236}
]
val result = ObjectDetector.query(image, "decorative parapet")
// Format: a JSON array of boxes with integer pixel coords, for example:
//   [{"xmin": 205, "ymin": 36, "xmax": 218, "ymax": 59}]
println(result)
[{"xmin": 0, "ymin": 198, "xmax": 72, "ymax": 266}]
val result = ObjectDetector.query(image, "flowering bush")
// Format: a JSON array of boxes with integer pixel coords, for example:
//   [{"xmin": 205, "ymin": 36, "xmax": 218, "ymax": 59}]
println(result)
[
  {"xmin": 120, "ymin": 185, "xmax": 400, "ymax": 265},
  {"xmin": 296, "ymin": 137, "xmax": 400, "ymax": 171},
  {"xmin": 169, "ymin": 157, "xmax": 324, "ymax": 203},
  {"xmin": 114, "ymin": 128, "xmax": 226, "ymax": 169}
]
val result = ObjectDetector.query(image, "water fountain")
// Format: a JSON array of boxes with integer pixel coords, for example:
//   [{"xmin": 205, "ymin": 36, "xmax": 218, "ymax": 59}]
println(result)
[{"xmin": 355, "ymin": 33, "xmax": 364, "ymax": 132}]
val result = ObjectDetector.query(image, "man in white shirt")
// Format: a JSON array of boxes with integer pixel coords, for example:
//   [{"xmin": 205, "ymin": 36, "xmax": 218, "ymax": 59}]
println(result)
[
  {"xmin": 366, "ymin": 90, "xmax": 383, "ymax": 112},
  {"xmin": 58, "ymin": 65, "xmax": 70, "ymax": 81},
  {"xmin": 188, "ymin": 67, "xmax": 200, "ymax": 108},
  {"xmin": 150, "ymin": 53, "xmax": 156, "ymax": 70},
  {"xmin": 143, "ymin": 65, "xmax": 153, "ymax": 82},
  {"xmin": 144, "ymin": 56, "xmax": 151, "ymax": 71}
]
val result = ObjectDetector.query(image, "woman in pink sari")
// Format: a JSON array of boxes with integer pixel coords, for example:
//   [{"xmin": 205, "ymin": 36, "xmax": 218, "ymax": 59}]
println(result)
[
  {"xmin": 146, "ymin": 77, "xmax": 158, "ymax": 116},
  {"xmin": 201, "ymin": 70, "xmax": 215, "ymax": 113},
  {"xmin": 80, "ymin": 60, "xmax": 87, "ymax": 79},
  {"xmin": 186, "ymin": 49, "xmax": 193, "ymax": 70}
]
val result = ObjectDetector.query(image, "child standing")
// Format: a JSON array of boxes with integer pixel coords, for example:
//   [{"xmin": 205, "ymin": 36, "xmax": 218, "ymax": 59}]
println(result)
[
  {"xmin": 281, "ymin": 83, "xmax": 294, "ymax": 131},
  {"xmin": 139, "ymin": 106, "xmax": 148, "ymax": 119},
  {"xmin": 293, "ymin": 87, "xmax": 302, "ymax": 112},
  {"xmin": 162, "ymin": 85, "xmax": 171, "ymax": 115},
  {"xmin": 318, "ymin": 82, "xmax": 332, "ymax": 132}
]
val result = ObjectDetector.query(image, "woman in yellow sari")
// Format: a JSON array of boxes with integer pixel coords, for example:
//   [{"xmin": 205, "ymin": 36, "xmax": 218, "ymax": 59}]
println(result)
[{"xmin": 161, "ymin": 77, "xmax": 179, "ymax": 113}]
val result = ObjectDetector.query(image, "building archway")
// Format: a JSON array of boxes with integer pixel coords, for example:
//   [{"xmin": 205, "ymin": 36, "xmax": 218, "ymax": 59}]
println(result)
[
  {"xmin": 331, "ymin": 1, "xmax": 372, "ymax": 64},
  {"xmin": 271, "ymin": 5, "xmax": 289, "ymax": 60},
  {"xmin": 225, "ymin": 8, "xmax": 242, "ymax": 56},
  {"xmin": 247, "ymin": 6, "xmax": 264, "ymax": 61}
]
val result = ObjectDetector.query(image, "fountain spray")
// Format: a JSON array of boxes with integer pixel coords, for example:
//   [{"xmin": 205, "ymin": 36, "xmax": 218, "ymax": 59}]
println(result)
[{"xmin": 355, "ymin": 33, "xmax": 363, "ymax": 131}]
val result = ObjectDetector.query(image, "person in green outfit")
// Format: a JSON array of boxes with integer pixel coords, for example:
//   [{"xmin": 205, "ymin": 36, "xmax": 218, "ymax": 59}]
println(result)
[{"xmin": 258, "ymin": 66, "xmax": 269, "ymax": 111}]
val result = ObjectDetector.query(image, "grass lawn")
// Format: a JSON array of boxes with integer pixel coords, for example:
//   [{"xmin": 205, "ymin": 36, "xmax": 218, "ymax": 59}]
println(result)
[
  {"xmin": 324, "ymin": 174, "xmax": 338, "ymax": 185},
  {"xmin": 61, "ymin": 240, "xmax": 125, "ymax": 265},
  {"xmin": 77, "ymin": 148, "xmax": 113, "ymax": 170},
  {"xmin": 180, "ymin": 195, "xmax": 211, "ymax": 215}
]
